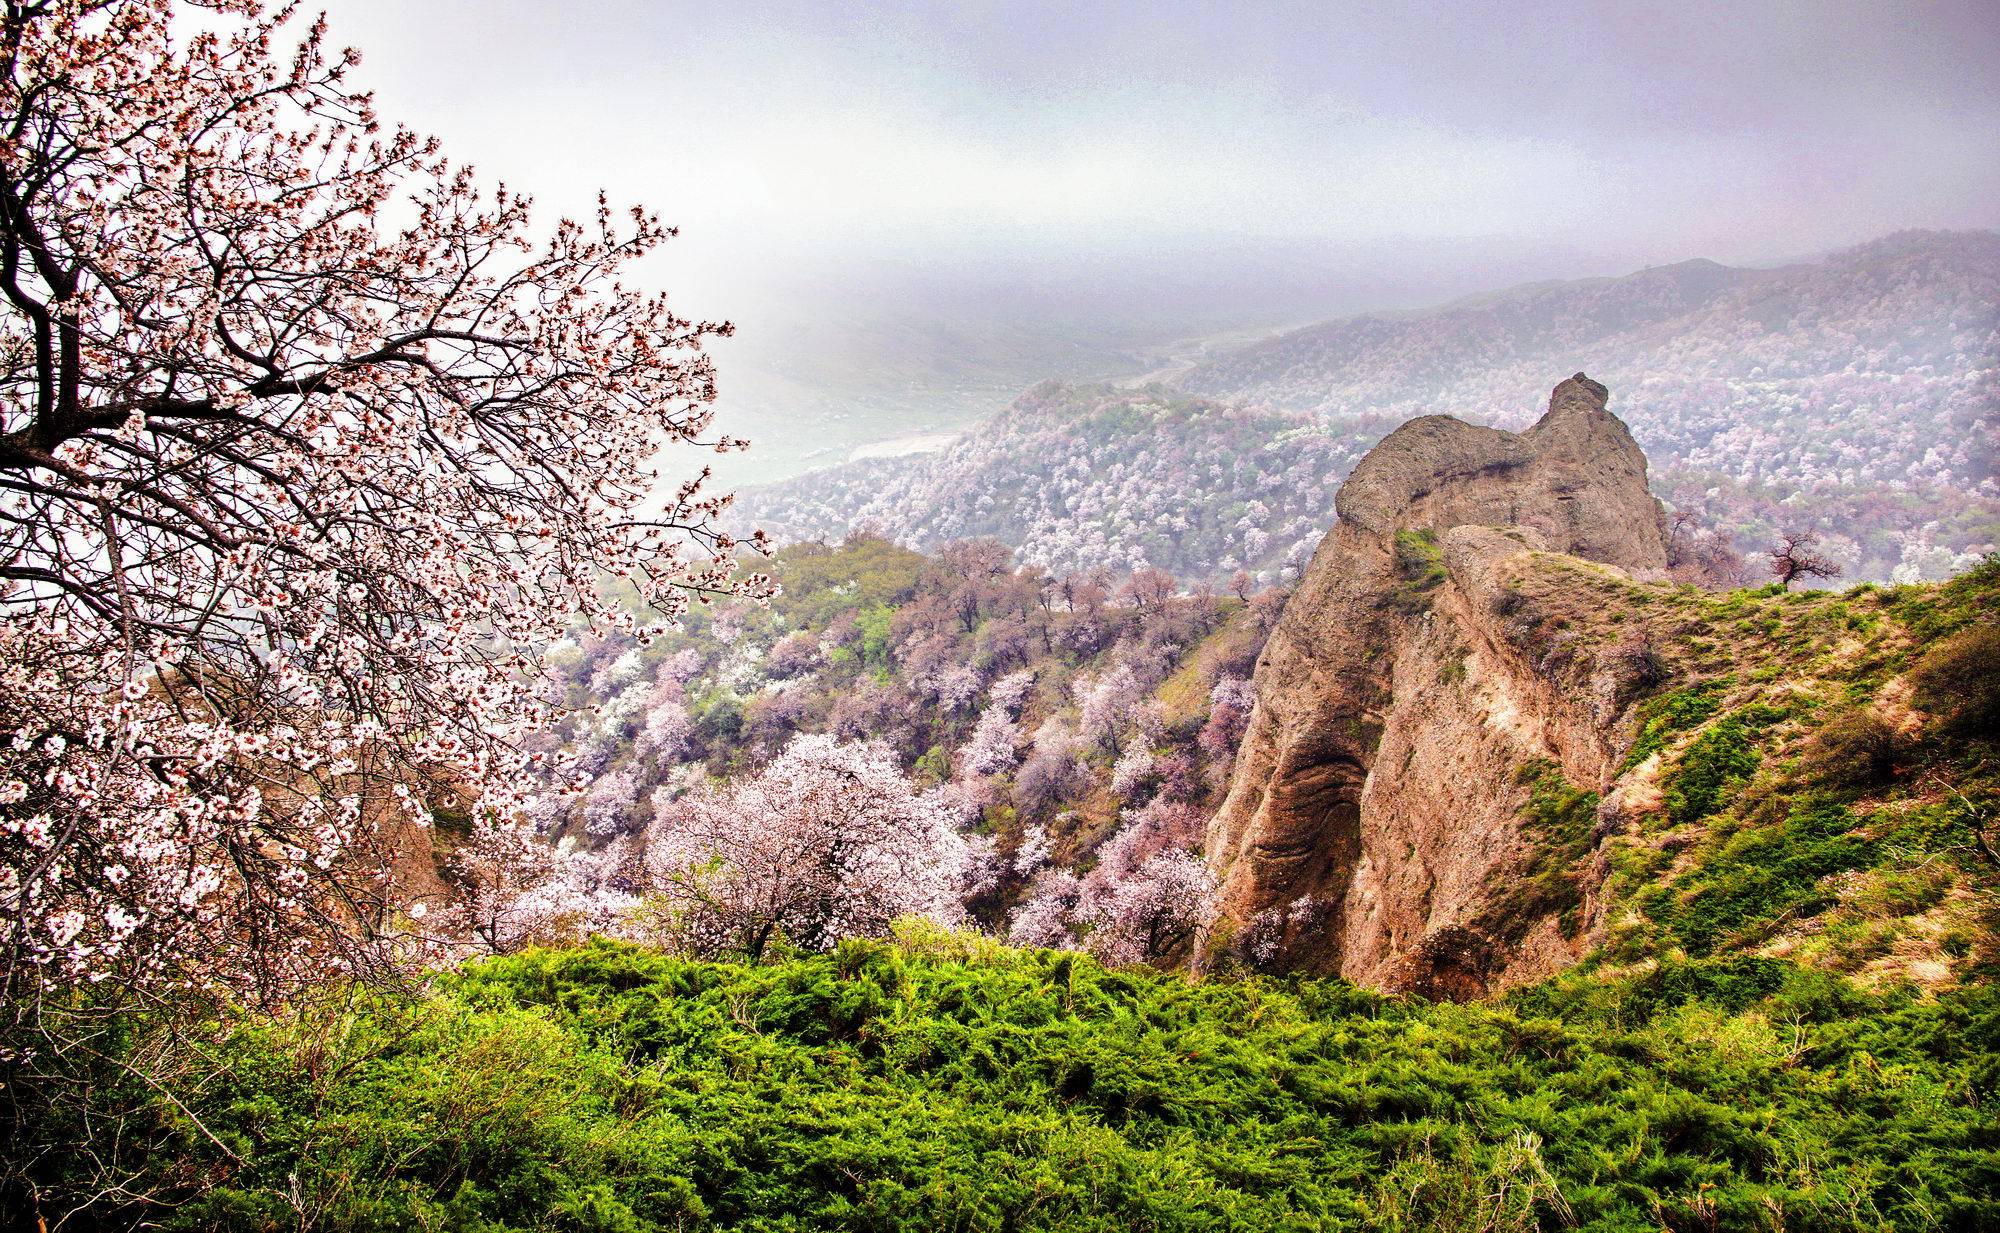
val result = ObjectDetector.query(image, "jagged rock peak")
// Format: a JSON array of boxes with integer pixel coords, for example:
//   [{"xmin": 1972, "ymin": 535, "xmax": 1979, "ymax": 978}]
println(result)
[
  {"xmin": 1527, "ymin": 373, "xmax": 1637, "ymax": 458},
  {"xmin": 1333, "ymin": 372, "xmax": 1666, "ymax": 573},
  {"xmin": 1203, "ymin": 374, "xmax": 1671, "ymax": 995},
  {"xmin": 1532, "ymin": 371, "xmax": 1612, "ymax": 431}
]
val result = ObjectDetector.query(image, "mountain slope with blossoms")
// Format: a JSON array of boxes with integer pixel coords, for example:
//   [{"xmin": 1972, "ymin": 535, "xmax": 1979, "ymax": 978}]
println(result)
[
  {"xmin": 448, "ymin": 513, "xmax": 1999, "ymax": 1001},
  {"xmin": 742, "ymin": 231, "xmax": 1999, "ymax": 582},
  {"xmin": 1176, "ymin": 229, "xmax": 1999, "ymax": 578},
  {"xmin": 442, "ymin": 536, "xmax": 1287, "ymax": 970},
  {"xmin": 740, "ymin": 382, "xmax": 1380, "ymax": 583}
]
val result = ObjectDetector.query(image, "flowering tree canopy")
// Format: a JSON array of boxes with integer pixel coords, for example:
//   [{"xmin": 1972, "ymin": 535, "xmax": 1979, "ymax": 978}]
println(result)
[
  {"xmin": 0, "ymin": 1, "xmax": 768, "ymax": 1007},
  {"xmin": 643, "ymin": 734, "xmax": 969, "ymax": 959}
]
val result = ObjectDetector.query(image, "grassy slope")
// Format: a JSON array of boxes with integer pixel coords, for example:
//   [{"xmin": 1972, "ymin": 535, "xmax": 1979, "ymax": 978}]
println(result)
[
  {"xmin": 114, "ymin": 934, "xmax": 1998, "ymax": 1232},
  {"xmin": 1491, "ymin": 553, "xmax": 2000, "ymax": 989},
  {"xmin": 12, "ymin": 566, "xmax": 1999, "ymax": 1232}
]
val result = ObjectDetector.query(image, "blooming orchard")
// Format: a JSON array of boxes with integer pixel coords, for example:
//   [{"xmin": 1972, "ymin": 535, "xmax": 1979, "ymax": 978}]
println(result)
[{"xmin": 523, "ymin": 535, "xmax": 1278, "ymax": 968}]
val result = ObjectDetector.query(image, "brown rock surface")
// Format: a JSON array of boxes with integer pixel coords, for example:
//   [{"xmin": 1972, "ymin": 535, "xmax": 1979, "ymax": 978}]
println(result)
[
  {"xmin": 1332, "ymin": 374, "xmax": 1666, "ymax": 568},
  {"xmin": 1205, "ymin": 374, "xmax": 1669, "ymax": 994}
]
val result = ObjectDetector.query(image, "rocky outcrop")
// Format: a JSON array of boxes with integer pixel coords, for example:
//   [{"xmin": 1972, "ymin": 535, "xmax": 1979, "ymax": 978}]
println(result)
[
  {"xmin": 1330, "ymin": 374, "xmax": 1667, "ymax": 570},
  {"xmin": 1206, "ymin": 375, "xmax": 1669, "ymax": 995}
]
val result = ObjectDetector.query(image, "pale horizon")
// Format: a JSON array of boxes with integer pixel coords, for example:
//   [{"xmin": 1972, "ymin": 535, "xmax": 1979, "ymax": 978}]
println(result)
[{"xmin": 313, "ymin": 1, "xmax": 2000, "ymax": 481}]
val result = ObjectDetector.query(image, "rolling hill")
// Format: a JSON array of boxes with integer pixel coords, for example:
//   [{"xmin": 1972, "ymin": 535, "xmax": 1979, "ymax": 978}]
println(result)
[{"xmin": 742, "ymin": 231, "xmax": 2000, "ymax": 583}]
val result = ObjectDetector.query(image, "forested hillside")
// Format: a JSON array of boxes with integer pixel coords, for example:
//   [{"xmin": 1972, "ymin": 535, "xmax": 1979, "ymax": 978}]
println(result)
[
  {"xmin": 15, "ymin": 538, "xmax": 1999, "ymax": 1232},
  {"xmin": 741, "ymin": 383, "xmax": 1380, "ymax": 583},
  {"xmin": 1178, "ymin": 231, "xmax": 1998, "ymax": 578},
  {"xmin": 744, "ymin": 232, "xmax": 1999, "ymax": 582},
  {"xmin": 501, "ymin": 537, "xmax": 2000, "ymax": 993},
  {"xmin": 505, "ymin": 536, "xmax": 1280, "ymax": 967}
]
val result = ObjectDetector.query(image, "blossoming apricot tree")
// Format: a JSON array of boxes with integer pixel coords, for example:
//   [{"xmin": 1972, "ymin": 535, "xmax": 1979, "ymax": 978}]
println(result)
[
  {"xmin": 0, "ymin": 0, "xmax": 769, "ymax": 1011},
  {"xmin": 643, "ymin": 734, "xmax": 969, "ymax": 959}
]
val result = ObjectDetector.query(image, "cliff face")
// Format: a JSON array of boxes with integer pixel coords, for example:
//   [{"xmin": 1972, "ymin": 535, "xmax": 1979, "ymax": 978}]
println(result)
[{"xmin": 1207, "ymin": 375, "xmax": 1670, "ymax": 996}]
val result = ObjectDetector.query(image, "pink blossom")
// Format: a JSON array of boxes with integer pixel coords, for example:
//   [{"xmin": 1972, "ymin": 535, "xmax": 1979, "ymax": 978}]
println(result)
[
  {"xmin": 0, "ymin": 0, "xmax": 771, "ymax": 1004},
  {"xmin": 641, "ymin": 734, "xmax": 970, "ymax": 958}
]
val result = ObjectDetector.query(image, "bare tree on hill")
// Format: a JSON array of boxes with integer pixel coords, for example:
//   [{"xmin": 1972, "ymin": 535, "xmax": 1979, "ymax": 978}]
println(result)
[{"xmin": 1769, "ymin": 530, "xmax": 1844, "ymax": 590}]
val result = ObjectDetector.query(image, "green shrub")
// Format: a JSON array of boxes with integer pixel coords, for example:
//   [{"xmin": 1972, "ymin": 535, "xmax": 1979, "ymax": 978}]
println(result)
[
  {"xmin": 1490, "ymin": 761, "xmax": 1600, "ymax": 938},
  {"xmin": 14, "ymin": 940, "xmax": 1995, "ymax": 1233},
  {"xmin": 1797, "ymin": 706, "xmax": 1904, "ymax": 788},
  {"xmin": 1389, "ymin": 529, "xmax": 1448, "ymax": 610},
  {"xmin": 1909, "ymin": 623, "xmax": 2000, "ymax": 737},
  {"xmin": 1655, "ymin": 798, "xmax": 1876, "ymax": 954},
  {"xmin": 1622, "ymin": 680, "xmax": 1727, "ymax": 770},
  {"xmin": 1850, "ymin": 866, "xmax": 1951, "ymax": 918},
  {"xmin": 1663, "ymin": 713, "xmax": 1764, "ymax": 826}
]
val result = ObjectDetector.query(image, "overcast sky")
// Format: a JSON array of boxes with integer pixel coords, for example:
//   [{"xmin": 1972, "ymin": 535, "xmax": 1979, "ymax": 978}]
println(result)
[
  {"xmin": 318, "ymin": 1, "xmax": 1996, "ymax": 282},
  {"xmin": 309, "ymin": 1, "xmax": 2000, "ymax": 475}
]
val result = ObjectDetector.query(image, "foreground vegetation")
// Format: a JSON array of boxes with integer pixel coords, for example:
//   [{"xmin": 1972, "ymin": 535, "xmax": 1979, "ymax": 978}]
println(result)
[
  {"xmin": 15, "ymin": 558, "xmax": 1993, "ymax": 1232},
  {"xmin": 8, "ymin": 560, "xmax": 1991, "ymax": 1232},
  {"xmin": 10, "ymin": 933, "xmax": 1993, "ymax": 1232}
]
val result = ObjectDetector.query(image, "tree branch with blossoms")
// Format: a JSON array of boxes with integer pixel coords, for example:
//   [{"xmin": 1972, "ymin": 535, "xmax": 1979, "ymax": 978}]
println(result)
[{"xmin": 0, "ymin": 0, "xmax": 772, "ymax": 1022}]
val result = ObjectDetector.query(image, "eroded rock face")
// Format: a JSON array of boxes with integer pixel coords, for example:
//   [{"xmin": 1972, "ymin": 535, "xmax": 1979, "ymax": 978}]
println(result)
[
  {"xmin": 1332, "ymin": 374, "xmax": 1666, "ymax": 568},
  {"xmin": 1206, "ymin": 375, "xmax": 1668, "ymax": 995}
]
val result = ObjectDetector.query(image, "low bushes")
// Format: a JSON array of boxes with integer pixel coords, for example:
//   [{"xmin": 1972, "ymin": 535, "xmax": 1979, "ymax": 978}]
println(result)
[
  {"xmin": 8, "ymin": 939, "xmax": 1995, "ymax": 1232},
  {"xmin": 1910, "ymin": 623, "xmax": 2000, "ymax": 737}
]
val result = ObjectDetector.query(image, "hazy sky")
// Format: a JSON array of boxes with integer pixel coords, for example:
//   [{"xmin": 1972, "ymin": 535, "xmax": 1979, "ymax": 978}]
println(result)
[
  {"xmin": 310, "ymin": 1, "xmax": 2000, "ymax": 476},
  {"xmin": 319, "ymin": 2, "xmax": 1997, "ymax": 280}
]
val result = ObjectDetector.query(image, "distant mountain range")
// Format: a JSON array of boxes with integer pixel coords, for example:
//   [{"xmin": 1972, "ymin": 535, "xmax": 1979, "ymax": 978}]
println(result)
[{"xmin": 741, "ymin": 231, "xmax": 1999, "ymax": 582}]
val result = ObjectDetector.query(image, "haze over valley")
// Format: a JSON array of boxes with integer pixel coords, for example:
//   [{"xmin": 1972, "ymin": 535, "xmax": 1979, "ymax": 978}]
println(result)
[{"xmin": 746, "ymin": 229, "xmax": 1998, "ymax": 583}]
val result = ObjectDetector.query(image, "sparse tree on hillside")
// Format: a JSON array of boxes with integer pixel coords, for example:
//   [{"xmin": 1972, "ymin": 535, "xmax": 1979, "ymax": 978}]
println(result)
[
  {"xmin": 932, "ymin": 665, "xmax": 984, "ymax": 715},
  {"xmin": 1199, "ymin": 676, "xmax": 1256, "ymax": 761},
  {"xmin": 1248, "ymin": 586, "xmax": 1290, "ymax": 631},
  {"xmin": 1665, "ymin": 506, "xmax": 1746, "ymax": 588},
  {"xmin": 1110, "ymin": 744, "xmax": 1158, "ymax": 799},
  {"xmin": 971, "ymin": 610, "xmax": 1034, "ymax": 672},
  {"xmin": 765, "ymin": 631, "xmax": 822, "ymax": 679},
  {"xmin": 0, "ymin": 0, "xmax": 769, "ymax": 1009},
  {"xmin": 1076, "ymin": 664, "xmax": 1144, "ymax": 754},
  {"xmin": 1769, "ymin": 529, "xmax": 1844, "ymax": 590},
  {"xmin": 581, "ymin": 767, "xmax": 643, "ymax": 838},
  {"xmin": 1119, "ymin": 568, "xmax": 1178, "ymax": 610},
  {"xmin": 1008, "ymin": 869, "xmax": 1081, "ymax": 949},
  {"xmin": 1015, "ymin": 719, "xmax": 1086, "ymax": 817},
  {"xmin": 637, "ymin": 700, "xmax": 693, "ymax": 761}
]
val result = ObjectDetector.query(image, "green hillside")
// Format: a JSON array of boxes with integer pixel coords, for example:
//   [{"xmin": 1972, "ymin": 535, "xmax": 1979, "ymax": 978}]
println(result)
[
  {"xmin": 25, "ymin": 934, "xmax": 1998, "ymax": 1232},
  {"xmin": 1467, "ymin": 550, "xmax": 2000, "ymax": 993},
  {"xmin": 9, "ymin": 562, "xmax": 1996, "ymax": 1232}
]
